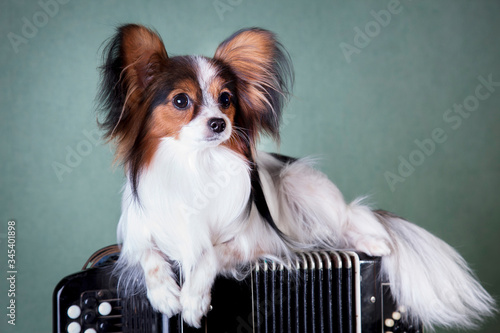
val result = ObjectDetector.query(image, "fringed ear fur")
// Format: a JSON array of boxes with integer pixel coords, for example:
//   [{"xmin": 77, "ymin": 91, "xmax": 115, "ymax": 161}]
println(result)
[
  {"xmin": 97, "ymin": 24, "xmax": 168, "ymax": 157},
  {"xmin": 98, "ymin": 25, "xmax": 293, "ymax": 161},
  {"xmin": 214, "ymin": 28, "xmax": 294, "ymax": 146}
]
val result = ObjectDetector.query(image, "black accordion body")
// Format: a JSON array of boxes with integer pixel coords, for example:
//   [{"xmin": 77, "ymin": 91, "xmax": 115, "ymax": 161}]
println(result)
[{"xmin": 53, "ymin": 246, "xmax": 422, "ymax": 333}]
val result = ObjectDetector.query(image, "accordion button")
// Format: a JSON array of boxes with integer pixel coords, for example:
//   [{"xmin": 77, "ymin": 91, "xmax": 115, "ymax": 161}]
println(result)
[
  {"xmin": 67, "ymin": 322, "xmax": 81, "ymax": 333},
  {"xmin": 98, "ymin": 321, "xmax": 110, "ymax": 332},
  {"xmin": 67, "ymin": 305, "xmax": 81, "ymax": 319},
  {"xmin": 98, "ymin": 302, "xmax": 112, "ymax": 316},
  {"xmin": 83, "ymin": 311, "xmax": 97, "ymax": 324},
  {"xmin": 84, "ymin": 329, "xmax": 97, "ymax": 333},
  {"xmin": 83, "ymin": 297, "xmax": 97, "ymax": 308},
  {"xmin": 385, "ymin": 318, "xmax": 395, "ymax": 327}
]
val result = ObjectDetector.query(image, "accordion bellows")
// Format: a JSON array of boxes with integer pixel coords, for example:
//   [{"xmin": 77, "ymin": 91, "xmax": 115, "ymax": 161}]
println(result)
[{"xmin": 53, "ymin": 246, "xmax": 422, "ymax": 333}]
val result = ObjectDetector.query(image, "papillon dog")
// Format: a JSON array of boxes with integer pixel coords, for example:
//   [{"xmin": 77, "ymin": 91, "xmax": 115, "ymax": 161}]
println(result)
[{"xmin": 97, "ymin": 24, "xmax": 495, "ymax": 330}]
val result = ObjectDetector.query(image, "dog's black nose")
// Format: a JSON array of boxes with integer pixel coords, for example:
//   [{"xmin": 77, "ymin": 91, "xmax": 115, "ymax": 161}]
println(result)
[{"xmin": 208, "ymin": 118, "xmax": 226, "ymax": 133}]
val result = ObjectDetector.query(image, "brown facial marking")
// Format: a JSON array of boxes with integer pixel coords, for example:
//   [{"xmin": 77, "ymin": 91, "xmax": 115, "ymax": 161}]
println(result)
[
  {"xmin": 209, "ymin": 79, "xmax": 236, "ymax": 119},
  {"xmin": 152, "ymin": 80, "xmax": 200, "ymax": 138},
  {"xmin": 203, "ymin": 75, "xmax": 245, "ymax": 155},
  {"xmin": 138, "ymin": 79, "xmax": 202, "ymax": 168}
]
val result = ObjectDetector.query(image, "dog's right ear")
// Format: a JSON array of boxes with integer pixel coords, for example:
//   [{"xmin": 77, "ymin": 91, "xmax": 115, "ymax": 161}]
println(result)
[{"xmin": 98, "ymin": 24, "xmax": 168, "ymax": 143}]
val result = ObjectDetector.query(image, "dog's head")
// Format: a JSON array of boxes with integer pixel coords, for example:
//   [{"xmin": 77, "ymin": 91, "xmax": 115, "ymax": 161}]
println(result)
[{"xmin": 98, "ymin": 24, "xmax": 293, "ymax": 191}]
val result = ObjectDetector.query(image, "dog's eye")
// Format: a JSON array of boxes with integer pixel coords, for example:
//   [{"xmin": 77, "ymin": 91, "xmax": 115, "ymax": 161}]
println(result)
[
  {"xmin": 172, "ymin": 93, "xmax": 190, "ymax": 110},
  {"xmin": 219, "ymin": 92, "xmax": 231, "ymax": 109}
]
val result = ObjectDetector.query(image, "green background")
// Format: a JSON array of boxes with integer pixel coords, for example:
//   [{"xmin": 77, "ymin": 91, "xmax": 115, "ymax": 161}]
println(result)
[{"xmin": 1, "ymin": 0, "xmax": 499, "ymax": 332}]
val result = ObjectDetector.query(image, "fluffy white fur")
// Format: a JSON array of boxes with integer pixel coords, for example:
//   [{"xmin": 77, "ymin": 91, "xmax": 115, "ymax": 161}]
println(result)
[{"xmin": 117, "ymin": 143, "xmax": 495, "ymax": 329}]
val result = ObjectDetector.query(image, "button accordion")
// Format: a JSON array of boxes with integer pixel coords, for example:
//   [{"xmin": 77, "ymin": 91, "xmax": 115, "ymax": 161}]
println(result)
[{"xmin": 53, "ymin": 245, "xmax": 422, "ymax": 333}]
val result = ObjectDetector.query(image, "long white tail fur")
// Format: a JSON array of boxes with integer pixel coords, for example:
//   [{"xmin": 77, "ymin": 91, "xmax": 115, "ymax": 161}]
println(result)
[{"xmin": 375, "ymin": 210, "xmax": 496, "ymax": 330}]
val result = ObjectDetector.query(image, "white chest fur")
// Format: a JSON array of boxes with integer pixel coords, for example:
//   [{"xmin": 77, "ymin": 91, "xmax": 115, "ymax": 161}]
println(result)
[{"xmin": 118, "ymin": 139, "xmax": 252, "ymax": 260}]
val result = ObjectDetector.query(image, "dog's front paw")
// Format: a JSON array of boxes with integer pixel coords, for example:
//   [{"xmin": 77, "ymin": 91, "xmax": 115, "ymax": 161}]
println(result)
[
  {"xmin": 354, "ymin": 236, "xmax": 392, "ymax": 257},
  {"xmin": 147, "ymin": 282, "xmax": 182, "ymax": 318},
  {"xmin": 180, "ymin": 288, "xmax": 211, "ymax": 328}
]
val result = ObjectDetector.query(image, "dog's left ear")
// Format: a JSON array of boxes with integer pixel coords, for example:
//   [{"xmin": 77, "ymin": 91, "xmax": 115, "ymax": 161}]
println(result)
[{"xmin": 214, "ymin": 28, "xmax": 293, "ymax": 143}]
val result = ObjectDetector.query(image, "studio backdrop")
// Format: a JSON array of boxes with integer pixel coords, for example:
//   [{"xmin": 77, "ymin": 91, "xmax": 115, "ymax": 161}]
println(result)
[{"xmin": 1, "ymin": 1, "xmax": 499, "ymax": 332}]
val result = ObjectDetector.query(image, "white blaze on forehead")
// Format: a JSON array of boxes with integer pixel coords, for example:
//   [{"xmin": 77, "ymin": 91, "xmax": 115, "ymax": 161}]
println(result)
[
  {"xmin": 194, "ymin": 56, "xmax": 218, "ymax": 107},
  {"xmin": 178, "ymin": 56, "xmax": 232, "ymax": 147}
]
